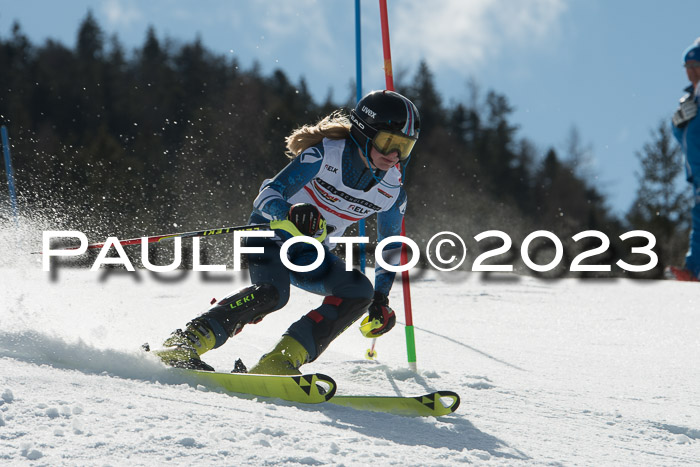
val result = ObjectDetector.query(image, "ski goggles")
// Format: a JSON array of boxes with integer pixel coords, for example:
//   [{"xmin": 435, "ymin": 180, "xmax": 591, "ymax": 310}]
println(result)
[{"xmin": 372, "ymin": 130, "xmax": 417, "ymax": 160}]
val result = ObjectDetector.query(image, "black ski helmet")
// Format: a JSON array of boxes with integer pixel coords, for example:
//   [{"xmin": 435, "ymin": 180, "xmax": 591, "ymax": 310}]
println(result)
[{"xmin": 350, "ymin": 90, "xmax": 420, "ymax": 161}]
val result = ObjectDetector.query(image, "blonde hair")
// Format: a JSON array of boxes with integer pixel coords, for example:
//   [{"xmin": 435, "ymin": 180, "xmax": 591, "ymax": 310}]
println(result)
[{"xmin": 285, "ymin": 110, "xmax": 351, "ymax": 158}]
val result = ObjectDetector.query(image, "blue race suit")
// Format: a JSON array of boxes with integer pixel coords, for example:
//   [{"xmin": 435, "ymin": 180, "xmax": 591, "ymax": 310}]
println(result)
[
  {"xmin": 245, "ymin": 137, "xmax": 407, "ymax": 360},
  {"xmin": 672, "ymin": 84, "xmax": 700, "ymax": 277}
]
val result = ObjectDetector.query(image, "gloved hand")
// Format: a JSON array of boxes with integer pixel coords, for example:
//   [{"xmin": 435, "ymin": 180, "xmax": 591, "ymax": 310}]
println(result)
[
  {"xmin": 672, "ymin": 94, "xmax": 698, "ymax": 128},
  {"xmin": 288, "ymin": 203, "xmax": 324, "ymax": 237},
  {"xmin": 271, "ymin": 203, "xmax": 327, "ymax": 241},
  {"xmin": 360, "ymin": 292, "xmax": 396, "ymax": 337}
]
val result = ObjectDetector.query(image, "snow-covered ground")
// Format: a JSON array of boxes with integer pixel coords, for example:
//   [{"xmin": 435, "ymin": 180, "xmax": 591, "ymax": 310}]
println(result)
[{"xmin": 1, "ymin": 224, "xmax": 699, "ymax": 466}]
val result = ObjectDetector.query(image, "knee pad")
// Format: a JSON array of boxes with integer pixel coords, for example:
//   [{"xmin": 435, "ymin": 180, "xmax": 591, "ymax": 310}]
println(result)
[
  {"xmin": 198, "ymin": 283, "xmax": 280, "ymax": 347},
  {"xmin": 329, "ymin": 269, "xmax": 374, "ymax": 300}
]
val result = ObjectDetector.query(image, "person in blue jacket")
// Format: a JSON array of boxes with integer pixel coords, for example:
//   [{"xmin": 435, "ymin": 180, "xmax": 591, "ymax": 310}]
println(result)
[
  {"xmin": 669, "ymin": 39, "xmax": 700, "ymax": 282},
  {"xmin": 153, "ymin": 90, "xmax": 421, "ymax": 373}
]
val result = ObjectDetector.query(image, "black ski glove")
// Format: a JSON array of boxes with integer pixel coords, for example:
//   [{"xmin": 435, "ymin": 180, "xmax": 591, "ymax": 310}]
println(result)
[
  {"xmin": 287, "ymin": 203, "xmax": 325, "ymax": 237},
  {"xmin": 365, "ymin": 291, "xmax": 396, "ymax": 336}
]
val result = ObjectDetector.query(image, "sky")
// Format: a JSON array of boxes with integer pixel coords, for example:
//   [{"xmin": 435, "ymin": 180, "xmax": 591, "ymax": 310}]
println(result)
[{"xmin": 1, "ymin": 0, "xmax": 699, "ymax": 216}]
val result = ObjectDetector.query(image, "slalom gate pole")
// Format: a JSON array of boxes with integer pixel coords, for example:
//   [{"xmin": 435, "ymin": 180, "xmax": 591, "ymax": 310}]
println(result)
[
  {"xmin": 355, "ymin": 0, "xmax": 367, "ymax": 274},
  {"xmin": 54, "ymin": 223, "xmax": 270, "ymax": 252},
  {"xmin": 1, "ymin": 125, "xmax": 19, "ymax": 224},
  {"xmin": 378, "ymin": 0, "xmax": 417, "ymax": 371},
  {"xmin": 357, "ymin": 0, "xmax": 376, "ymax": 361}
]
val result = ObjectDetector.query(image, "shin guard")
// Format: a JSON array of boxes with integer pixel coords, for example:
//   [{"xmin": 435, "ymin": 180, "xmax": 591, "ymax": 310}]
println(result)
[
  {"xmin": 197, "ymin": 283, "xmax": 279, "ymax": 349},
  {"xmin": 287, "ymin": 295, "xmax": 371, "ymax": 362}
]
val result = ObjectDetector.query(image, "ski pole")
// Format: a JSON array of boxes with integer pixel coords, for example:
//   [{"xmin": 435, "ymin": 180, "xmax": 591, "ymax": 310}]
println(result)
[
  {"xmin": 365, "ymin": 337, "xmax": 378, "ymax": 360},
  {"xmin": 40, "ymin": 223, "xmax": 270, "ymax": 253},
  {"xmin": 84, "ymin": 223, "xmax": 270, "ymax": 250}
]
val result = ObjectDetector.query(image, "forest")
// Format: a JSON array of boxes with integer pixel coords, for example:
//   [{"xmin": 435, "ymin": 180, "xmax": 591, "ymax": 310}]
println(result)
[{"xmin": 0, "ymin": 13, "xmax": 692, "ymax": 278}]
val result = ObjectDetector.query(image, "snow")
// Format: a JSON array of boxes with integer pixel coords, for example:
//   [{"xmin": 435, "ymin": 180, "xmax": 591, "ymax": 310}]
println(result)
[{"xmin": 1, "ymin": 222, "xmax": 700, "ymax": 466}]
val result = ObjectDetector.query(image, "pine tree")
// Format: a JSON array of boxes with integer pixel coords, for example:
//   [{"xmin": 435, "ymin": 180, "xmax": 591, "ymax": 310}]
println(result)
[{"xmin": 627, "ymin": 120, "xmax": 692, "ymax": 271}]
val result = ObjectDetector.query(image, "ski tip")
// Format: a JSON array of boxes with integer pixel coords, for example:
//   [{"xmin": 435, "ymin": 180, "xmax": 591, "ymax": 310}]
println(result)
[
  {"xmin": 430, "ymin": 391, "xmax": 460, "ymax": 414},
  {"xmin": 312, "ymin": 373, "xmax": 337, "ymax": 401}
]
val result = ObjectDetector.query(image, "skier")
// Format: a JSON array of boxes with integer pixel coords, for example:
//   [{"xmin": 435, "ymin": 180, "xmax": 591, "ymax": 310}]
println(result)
[
  {"xmin": 153, "ymin": 90, "xmax": 421, "ymax": 373},
  {"xmin": 668, "ymin": 38, "xmax": 700, "ymax": 282}
]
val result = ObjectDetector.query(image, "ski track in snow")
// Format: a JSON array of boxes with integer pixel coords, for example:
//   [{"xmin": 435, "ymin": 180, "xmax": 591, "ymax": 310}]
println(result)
[{"xmin": 1, "ymin": 227, "xmax": 700, "ymax": 466}]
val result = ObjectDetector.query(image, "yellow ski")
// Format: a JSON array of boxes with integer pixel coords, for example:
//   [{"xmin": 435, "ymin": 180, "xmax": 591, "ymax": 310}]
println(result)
[
  {"xmin": 175, "ymin": 369, "xmax": 459, "ymax": 417},
  {"xmin": 178, "ymin": 370, "xmax": 336, "ymax": 404},
  {"xmin": 329, "ymin": 391, "xmax": 460, "ymax": 417}
]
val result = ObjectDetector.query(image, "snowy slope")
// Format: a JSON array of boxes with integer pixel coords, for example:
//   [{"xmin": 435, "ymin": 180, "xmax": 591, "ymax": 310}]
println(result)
[{"xmin": 1, "ymin": 226, "xmax": 700, "ymax": 466}]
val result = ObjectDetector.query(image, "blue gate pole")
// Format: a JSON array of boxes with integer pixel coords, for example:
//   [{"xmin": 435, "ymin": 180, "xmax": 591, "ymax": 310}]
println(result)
[
  {"xmin": 1, "ymin": 125, "xmax": 19, "ymax": 223},
  {"xmin": 355, "ymin": 0, "xmax": 366, "ymax": 273}
]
